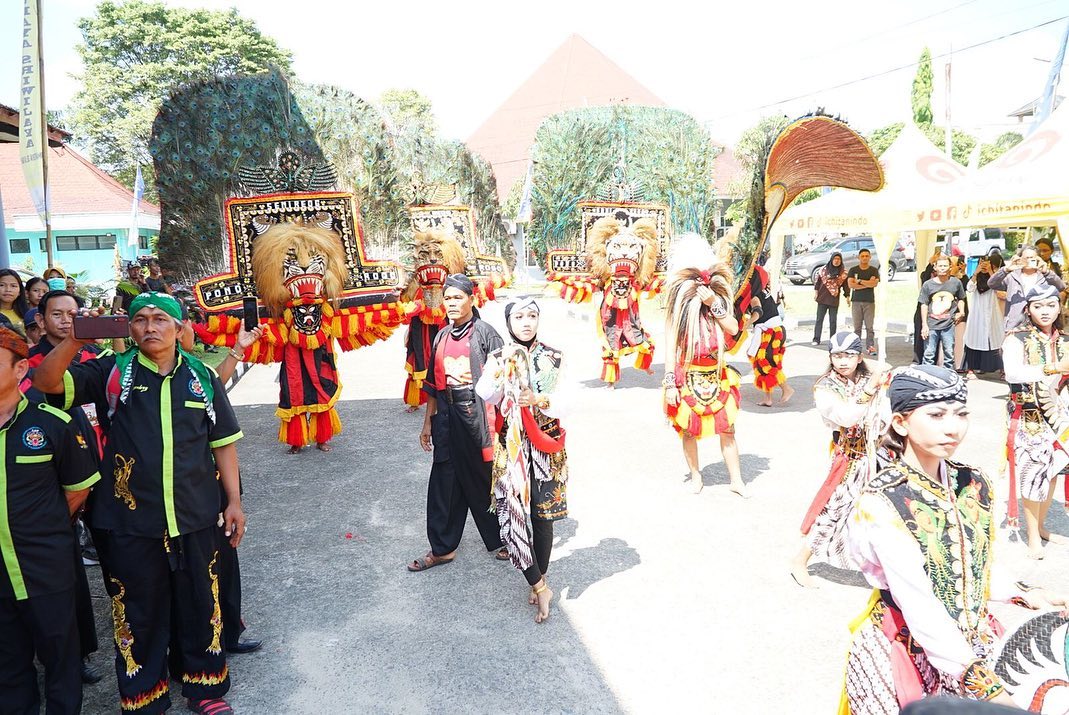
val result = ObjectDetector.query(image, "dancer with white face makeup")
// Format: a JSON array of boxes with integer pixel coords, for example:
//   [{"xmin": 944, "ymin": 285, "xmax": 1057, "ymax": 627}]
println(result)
[
  {"xmin": 1001, "ymin": 283, "xmax": 1069, "ymax": 559},
  {"xmin": 790, "ymin": 331, "xmax": 888, "ymax": 588},
  {"xmin": 839, "ymin": 365, "xmax": 1069, "ymax": 713},
  {"xmin": 477, "ymin": 297, "xmax": 571, "ymax": 624}
]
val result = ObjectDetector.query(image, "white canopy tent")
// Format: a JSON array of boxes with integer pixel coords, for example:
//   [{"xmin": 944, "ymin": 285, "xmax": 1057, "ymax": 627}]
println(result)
[
  {"xmin": 767, "ymin": 123, "xmax": 969, "ymax": 359},
  {"xmin": 765, "ymin": 104, "xmax": 1069, "ymax": 359}
]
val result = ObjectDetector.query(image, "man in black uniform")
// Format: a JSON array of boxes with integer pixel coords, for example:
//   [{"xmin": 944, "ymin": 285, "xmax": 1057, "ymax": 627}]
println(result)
[
  {"xmin": 26, "ymin": 289, "xmax": 108, "ymax": 685},
  {"xmin": 0, "ymin": 327, "xmax": 101, "ymax": 714},
  {"xmin": 409, "ymin": 274, "xmax": 505, "ymax": 571},
  {"xmin": 33, "ymin": 292, "xmax": 246, "ymax": 715}
]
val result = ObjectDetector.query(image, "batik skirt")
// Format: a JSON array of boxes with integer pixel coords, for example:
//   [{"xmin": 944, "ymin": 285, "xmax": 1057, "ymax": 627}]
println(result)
[
  {"xmin": 800, "ymin": 448, "xmax": 870, "ymax": 569},
  {"xmin": 1007, "ymin": 406, "xmax": 1069, "ymax": 503},
  {"xmin": 840, "ymin": 592, "xmax": 1003, "ymax": 713}
]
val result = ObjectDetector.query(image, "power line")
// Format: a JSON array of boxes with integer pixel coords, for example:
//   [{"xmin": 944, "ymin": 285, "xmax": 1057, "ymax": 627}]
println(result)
[
  {"xmin": 792, "ymin": 0, "xmax": 984, "ymax": 64},
  {"xmin": 708, "ymin": 14, "xmax": 1069, "ymax": 122}
]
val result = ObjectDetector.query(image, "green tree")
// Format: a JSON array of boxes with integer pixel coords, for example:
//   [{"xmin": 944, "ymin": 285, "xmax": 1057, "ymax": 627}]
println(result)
[
  {"xmin": 378, "ymin": 89, "xmax": 437, "ymax": 136},
  {"xmin": 867, "ymin": 123, "xmax": 905, "ymax": 157},
  {"xmin": 978, "ymin": 131, "xmax": 1023, "ymax": 166},
  {"xmin": 922, "ymin": 124, "xmax": 976, "ymax": 166},
  {"xmin": 911, "ymin": 48, "xmax": 934, "ymax": 127},
  {"xmin": 70, "ymin": 0, "xmax": 293, "ymax": 200}
]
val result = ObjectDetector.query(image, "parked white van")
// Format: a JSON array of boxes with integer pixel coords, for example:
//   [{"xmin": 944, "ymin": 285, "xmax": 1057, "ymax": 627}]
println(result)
[{"xmin": 951, "ymin": 228, "xmax": 1007, "ymax": 258}]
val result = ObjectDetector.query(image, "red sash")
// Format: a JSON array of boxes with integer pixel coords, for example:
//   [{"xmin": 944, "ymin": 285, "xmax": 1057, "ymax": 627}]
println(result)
[
  {"xmin": 520, "ymin": 407, "xmax": 566, "ymax": 454},
  {"xmin": 800, "ymin": 449, "xmax": 850, "ymax": 534},
  {"xmin": 1006, "ymin": 403, "xmax": 1022, "ymax": 527}
]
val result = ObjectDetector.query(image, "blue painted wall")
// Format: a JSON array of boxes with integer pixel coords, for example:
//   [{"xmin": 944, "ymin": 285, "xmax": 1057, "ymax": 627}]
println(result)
[{"xmin": 3, "ymin": 227, "xmax": 155, "ymax": 281}]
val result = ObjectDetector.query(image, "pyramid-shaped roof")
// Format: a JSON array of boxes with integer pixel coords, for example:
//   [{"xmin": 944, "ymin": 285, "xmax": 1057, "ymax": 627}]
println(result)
[{"xmin": 466, "ymin": 34, "xmax": 664, "ymax": 201}]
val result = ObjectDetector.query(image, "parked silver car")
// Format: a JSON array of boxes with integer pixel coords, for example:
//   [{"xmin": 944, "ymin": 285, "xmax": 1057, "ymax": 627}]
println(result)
[{"xmin": 782, "ymin": 236, "xmax": 906, "ymax": 285}]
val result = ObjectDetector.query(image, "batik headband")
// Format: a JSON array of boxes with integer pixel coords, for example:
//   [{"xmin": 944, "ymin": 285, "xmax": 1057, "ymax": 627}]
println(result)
[
  {"xmin": 0, "ymin": 327, "xmax": 28, "ymax": 359},
  {"xmin": 505, "ymin": 296, "xmax": 540, "ymax": 319},
  {"xmin": 129, "ymin": 292, "xmax": 183, "ymax": 321},
  {"xmin": 829, "ymin": 331, "xmax": 862, "ymax": 355},
  {"xmin": 444, "ymin": 273, "xmax": 474, "ymax": 296},
  {"xmin": 888, "ymin": 365, "xmax": 967, "ymax": 413},
  {"xmin": 1024, "ymin": 283, "xmax": 1060, "ymax": 304}
]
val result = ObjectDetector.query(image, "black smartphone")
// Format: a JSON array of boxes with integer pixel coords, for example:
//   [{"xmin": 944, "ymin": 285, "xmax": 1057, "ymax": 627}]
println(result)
[
  {"xmin": 242, "ymin": 297, "xmax": 259, "ymax": 332},
  {"xmin": 110, "ymin": 295, "xmax": 123, "ymax": 314},
  {"xmin": 73, "ymin": 315, "xmax": 130, "ymax": 340}
]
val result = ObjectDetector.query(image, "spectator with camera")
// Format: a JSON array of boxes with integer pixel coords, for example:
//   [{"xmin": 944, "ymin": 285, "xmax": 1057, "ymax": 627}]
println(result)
[{"xmin": 988, "ymin": 244, "xmax": 1065, "ymax": 331}]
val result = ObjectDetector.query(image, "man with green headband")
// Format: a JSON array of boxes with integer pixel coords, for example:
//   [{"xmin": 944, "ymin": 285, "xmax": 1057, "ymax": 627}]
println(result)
[{"xmin": 33, "ymin": 291, "xmax": 245, "ymax": 715}]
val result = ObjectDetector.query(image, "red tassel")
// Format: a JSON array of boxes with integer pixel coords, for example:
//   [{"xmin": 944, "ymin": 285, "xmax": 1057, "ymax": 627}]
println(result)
[
  {"xmin": 285, "ymin": 417, "xmax": 305, "ymax": 448},
  {"xmin": 314, "ymin": 411, "xmax": 334, "ymax": 444}
]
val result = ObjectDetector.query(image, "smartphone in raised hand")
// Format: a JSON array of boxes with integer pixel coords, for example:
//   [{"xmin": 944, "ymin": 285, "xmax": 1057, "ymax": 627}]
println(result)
[
  {"xmin": 73, "ymin": 315, "xmax": 130, "ymax": 340},
  {"xmin": 242, "ymin": 297, "xmax": 259, "ymax": 332}
]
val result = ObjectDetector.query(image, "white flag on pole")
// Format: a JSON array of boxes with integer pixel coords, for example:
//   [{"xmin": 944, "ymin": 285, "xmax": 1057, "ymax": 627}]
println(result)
[
  {"xmin": 515, "ymin": 162, "xmax": 533, "ymax": 223},
  {"xmin": 19, "ymin": 0, "xmax": 49, "ymax": 223},
  {"xmin": 127, "ymin": 164, "xmax": 144, "ymax": 258}
]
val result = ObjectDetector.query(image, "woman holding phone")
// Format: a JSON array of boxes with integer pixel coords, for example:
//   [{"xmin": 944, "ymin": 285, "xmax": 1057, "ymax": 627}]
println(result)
[{"xmin": 987, "ymin": 244, "xmax": 1065, "ymax": 331}]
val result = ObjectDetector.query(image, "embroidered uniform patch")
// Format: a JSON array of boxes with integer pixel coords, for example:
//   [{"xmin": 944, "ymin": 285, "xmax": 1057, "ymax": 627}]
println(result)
[
  {"xmin": 189, "ymin": 378, "xmax": 205, "ymax": 399},
  {"xmin": 22, "ymin": 427, "xmax": 46, "ymax": 450}
]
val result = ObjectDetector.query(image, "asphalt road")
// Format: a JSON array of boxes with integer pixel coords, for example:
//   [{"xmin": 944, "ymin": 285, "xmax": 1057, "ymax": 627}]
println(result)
[{"xmin": 77, "ymin": 294, "xmax": 1069, "ymax": 714}]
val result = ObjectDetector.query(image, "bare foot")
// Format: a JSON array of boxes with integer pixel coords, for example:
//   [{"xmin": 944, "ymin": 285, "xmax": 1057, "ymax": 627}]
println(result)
[
  {"xmin": 1041, "ymin": 530, "xmax": 1065, "ymax": 544},
  {"xmin": 757, "ymin": 396, "xmax": 773, "ymax": 407},
  {"xmin": 690, "ymin": 472, "xmax": 703, "ymax": 494},
  {"xmin": 729, "ymin": 482, "xmax": 750, "ymax": 499},
  {"xmin": 606, "ymin": 382, "xmax": 616, "ymax": 390},
  {"xmin": 316, "ymin": 442, "xmax": 332, "ymax": 452},
  {"xmin": 779, "ymin": 384, "xmax": 795, "ymax": 404},
  {"xmin": 528, "ymin": 586, "xmax": 538, "ymax": 606},
  {"xmin": 790, "ymin": 564, "xmax": 818, "ymax": 588},
  {"xmin": 1027, "ymin": 546, "xmax": 1046, "ymax": 560},
  {"xmin": 644, "ymin": 368, "xmax": 655, "ymax": 375},
  {"xmin": 404, "ymin": 404, "xmax": 420, "ymax": 414},
  {"xmin": 534, "ymin": 580, "xmax": 553, "ymax": 624},
  {"xmin": 287, "ymin": 445, "xmax": 303, "ymax": 455}
]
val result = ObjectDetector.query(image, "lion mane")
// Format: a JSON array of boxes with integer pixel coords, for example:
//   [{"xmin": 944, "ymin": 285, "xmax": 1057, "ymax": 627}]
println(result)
[
  {"xmin": 251, "ymin": 223, "xmax": 348, "ymax": 316},
  {"xmin": 586, "ymin": 216, "xmax": 659, "ymax": 286},
  {"xmin": 665, "ymin": 234, "xmax": 733, "ymax": 367},
  {"xmin": 401, "ymin": 229, "xmax": 467, "ymax": 300}
]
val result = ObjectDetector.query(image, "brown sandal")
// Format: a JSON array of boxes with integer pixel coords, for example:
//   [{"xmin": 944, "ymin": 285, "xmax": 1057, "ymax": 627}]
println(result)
[
  {"xmin": 495, "ymin": 547, "xmax": 510, "ymax": 561},
  {"xmin": 407, "ymin": 552, "xmax": 455, "ymax": 572}
]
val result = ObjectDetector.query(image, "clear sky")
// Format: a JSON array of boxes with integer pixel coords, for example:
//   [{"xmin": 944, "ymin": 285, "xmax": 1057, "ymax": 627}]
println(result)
[{"xmin": 3, "ymin": 0, "xmax": 1067, "ymax": 147}]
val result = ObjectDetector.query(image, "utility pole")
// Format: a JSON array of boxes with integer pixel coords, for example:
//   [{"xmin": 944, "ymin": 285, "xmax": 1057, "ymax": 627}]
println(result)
[{"xmin": 944, "ymin": 47, "xmax": 953, "ymax": 162}]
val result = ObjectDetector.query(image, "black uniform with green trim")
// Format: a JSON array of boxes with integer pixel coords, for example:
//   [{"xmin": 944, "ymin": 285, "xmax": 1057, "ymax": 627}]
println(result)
[
  {"xmin": 55, "ymin": 351, "xmax": 242, "ymax": 538},
  {"xmin": 52, "ymin": 351, "xmax": 243, "ymax": 713},
  {"xmin": 0, "ymin": 397, "xmax": 101, "ymax": 715}
]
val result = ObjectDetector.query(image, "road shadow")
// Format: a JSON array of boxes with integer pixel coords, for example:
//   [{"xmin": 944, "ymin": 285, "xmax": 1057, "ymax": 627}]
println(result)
[
  {"xmin": 550, "ymin": 520, "xmax": 641, "ymax": 601},
  {"xmin": 578, "ymin": 365, "xmax": 661, "ymax": 391},
  {"xmin": 83, "ymin": 397, "xmax": 624, "ymax": 714},
  {"xmin": 697, "ymin": 453, "xmax": 771, "ymax": 489},
  {"xmin": 808, "ymin": 563, "xmax": 870, "ymax": 589},
  {"xmin": 740, "ymin": 373, "xmax": 819, "ymax": 414}
]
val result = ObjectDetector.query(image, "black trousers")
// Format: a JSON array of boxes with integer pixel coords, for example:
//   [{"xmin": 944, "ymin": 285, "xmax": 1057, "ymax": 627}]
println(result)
[
  {"xmin": 73, "ymin": 549, "xmax": 97, "ymax": 660},
  {"xmin": 94, "ymin": 527, "xmax": 229, "ymax": 714},
  {"xmin": 427, "ymin": 397, "xmax": 502, "ymax": 556},
  {"xmin": 813, "ymin": 303, "xmax": 838, "ymax": 342},
  {"xmin": 169, "ymin": 523, "xmax": 244, "ymax": 678},
  {"xmin": 216, "ymin": 522, "xmax": 244, "ymax": 647},
  {"xmin": 0, "ymin": 589, "xmax": 81, "ymax": 715},
  {"xmin": 521, "ymin": 519, "xmax": 555, "ymax": 586}
]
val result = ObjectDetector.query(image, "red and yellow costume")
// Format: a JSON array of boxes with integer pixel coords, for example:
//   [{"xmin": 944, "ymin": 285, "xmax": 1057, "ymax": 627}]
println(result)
[
  {"xmin": 548, "ymin": 213, "xmax": 663, "ymax": 385},
  {"xmin": 194, "ymin": 190, "xmax": 411, "ymax": 449}
]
